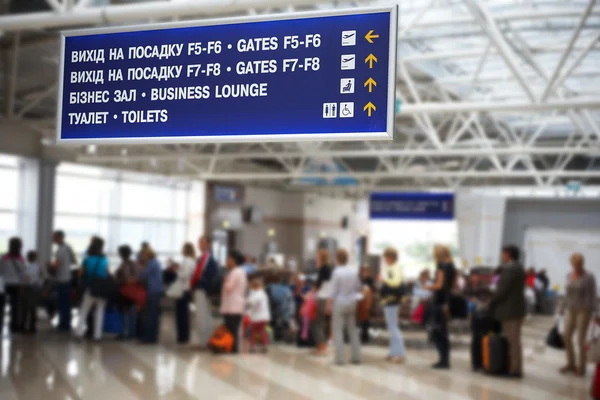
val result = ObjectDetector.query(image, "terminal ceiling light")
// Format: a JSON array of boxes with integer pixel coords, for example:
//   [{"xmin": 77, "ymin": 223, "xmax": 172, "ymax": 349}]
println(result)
[
  {"xmin": 86, "ymin": 144, "xmax": 96, "ymax": 154},
  {"xmin": 267, "ymin": 228, "xmax": 276, "ymax": 237},
  {"xmin": 319, "ymin": 231, "xmax": 326, "ymax": 238},
  {"xmin": 223, "ymin": 220, "xmax": 231, "ymax": 229},
  {"xmin": 121, "ymin": 148, "xmax": 128, "ymax": 156},
  {"xmin": 150, "ymin": 158, "xmax": 157, "ymax": 168}
]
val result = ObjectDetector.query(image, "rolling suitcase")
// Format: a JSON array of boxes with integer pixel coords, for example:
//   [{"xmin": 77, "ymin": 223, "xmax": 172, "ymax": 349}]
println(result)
[
  {"xmin": 482, "ymin": 334, "xmax": 509, "ymax": 375},
  {"xmin": 471, "ymin": 310, "xmax": 501, "ymax": 370}
]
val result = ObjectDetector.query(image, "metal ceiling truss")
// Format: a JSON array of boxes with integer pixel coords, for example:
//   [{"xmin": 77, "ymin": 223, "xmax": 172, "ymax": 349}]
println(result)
[{"xmin": 1, "ymin": 0, "xmax": 599, "ymax": 192}]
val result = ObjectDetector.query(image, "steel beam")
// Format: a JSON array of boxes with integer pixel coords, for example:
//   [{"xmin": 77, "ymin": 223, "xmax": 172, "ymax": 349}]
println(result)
[
  {"xmin": 0, "ymin": 0, "xmax": 331, "ymax": 32},
  {"xmin": 4, "ymin": 33, "xmax": 20, "ymax": 119},
  {"xmin": 540, "ymin": 0, "xmax": 597, "ymax": 101},
  {"xmin": 189, "ymin": 170, "xmax": 600, "ymax": 181},
  {"xmin": 77, "ymin": 145, "xmax": 597, "ymax": 163}
]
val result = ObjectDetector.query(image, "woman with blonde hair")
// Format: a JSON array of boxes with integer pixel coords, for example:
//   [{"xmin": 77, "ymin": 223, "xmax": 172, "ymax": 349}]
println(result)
[
  {"xmin": 379, "ymin": 247, "xmax": 406, "ymax": 363},
  {"xmin": 426, "ymin": 244, "xmax": 456, "ymax": 369},
  {"xmin": 561, "ymin": 253, "xmax": 597, "ymax": 377},
  {"xmin": 311, "ymin": 248, "xmax": 334, "ymax": 355}
]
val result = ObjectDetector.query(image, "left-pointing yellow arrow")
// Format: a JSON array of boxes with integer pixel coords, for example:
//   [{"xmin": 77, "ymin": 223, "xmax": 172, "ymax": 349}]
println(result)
[
  {"xmin": 364, "ymin": 77, "xmax": 377, "ymax": 93},
  {"xmin": 365, "ymin": 54, "xmax": 378, "ymax": 68},
  {"xmin": 365, "ymin": 30, "xmax": 380, "ymax": 43},
  {"xmin": 363, "ymin": 102, "xmax": 376, "ymax": 117}
]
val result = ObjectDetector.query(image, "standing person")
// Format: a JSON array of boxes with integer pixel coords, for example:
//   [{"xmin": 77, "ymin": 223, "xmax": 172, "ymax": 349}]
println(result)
[
  {"xmin": 114, "ymin": 245, "xmax": 139, "ymax": 340},
  {"xmin": 138, "ymin": 246, "xmax": 164, "ymax": 344},
  {"xmin": 560, "ymin": 253, "xmax": 597, "ymax": 377},
  {"xmin": 380, "ymin": 247, "xmax": 407, "ymax": 363},
  {"xmin": 358, "ymin": 266, "xmax": 375, "ymax": 344},
  {"xmin": 327, "ymin": 248, "xmax": 362, "ymax": 366},
  {"xmin": 49, "ymin": 230, "xmax": 77, "ymax": 332},
  {"xmin": 0, "ymin": 237, "xmax": 26, "ymax": 334},
  {"xmin": 168, "ymin": 242, "xmax": 196, "ymax": 344},
  {"xmin": 220, "ymin": 249, "xmax": 248, "ymax": 353},
  {"xmin": 426, "ymin": 244, "xmax": 457, "ymax": 369},
  {"xmin": 137, "ymin": 242, "xmax": 150, "ymax": 263},
  {"xmin": 75, "ymin": 237, "xmax": 109, "ymax": 341},
  {"xmin": 246, "ymin": 276, "xmax": 271, "ymax": 353},
  {"xmin": 22, "ymin": 251, "xmax": 41, "ymax": 334},
  {"xmin": 241, "ymin": 256, "xmax": 258, "ymax": 275},
  {"xmin": 191, "ymin": 235, "xmax": 218, "ymax": 349},
  {"xmin": 489, "ymin": 245, "xmax": 526, "ymax": 378},
  {"xmin": 311, "ymin": 248, "xmax": 333, "ymax": 355}
]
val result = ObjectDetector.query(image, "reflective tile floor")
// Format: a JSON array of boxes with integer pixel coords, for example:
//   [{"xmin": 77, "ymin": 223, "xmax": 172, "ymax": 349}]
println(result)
[{"xmin": 0, "ymin": 316, "xmax": 590, "ymax": 400}]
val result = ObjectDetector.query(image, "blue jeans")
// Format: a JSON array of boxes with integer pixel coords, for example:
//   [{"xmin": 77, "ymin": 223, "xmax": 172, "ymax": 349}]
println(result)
[
  {"xmin": 141, "ymin": 294, "xmax": 161, "ymax": 343},
  {"xmin": 122, "ymin": 306, "xmax": 137, "ymax": 339},
  {"xmin": 57, "ymin": 283, "xmax": 72, "ymax": 332},
  {"xmin": 384, "ymin": 305, "xmax": 406, "ymax": 357}
]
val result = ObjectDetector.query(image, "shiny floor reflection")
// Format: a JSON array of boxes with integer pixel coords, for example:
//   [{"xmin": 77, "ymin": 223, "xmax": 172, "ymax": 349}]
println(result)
[{"xmin": 0, "ymin": 316, "xmax": 590, "ymax": 399}]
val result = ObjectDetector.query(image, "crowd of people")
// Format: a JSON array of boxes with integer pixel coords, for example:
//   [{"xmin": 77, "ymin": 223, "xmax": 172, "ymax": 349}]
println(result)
[{"xmin": 0, "ymin": 231, "xmax": 599, "ymax": 396}]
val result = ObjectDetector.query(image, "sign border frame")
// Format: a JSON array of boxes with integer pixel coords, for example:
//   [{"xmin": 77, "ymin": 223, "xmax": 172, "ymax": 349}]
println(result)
[{"xmin": 56, "ymin": 5, "xmax": 398, "ymax": 145}]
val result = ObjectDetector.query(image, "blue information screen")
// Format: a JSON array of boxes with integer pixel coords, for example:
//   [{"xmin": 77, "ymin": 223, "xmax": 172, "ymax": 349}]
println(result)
[
  {"xmin": 58, "ymin": 7, "xmax": 397, "ymax": 143},
  {"xmin": 370, "ymin": 192, "xmax": 455, "ymax": 220}
]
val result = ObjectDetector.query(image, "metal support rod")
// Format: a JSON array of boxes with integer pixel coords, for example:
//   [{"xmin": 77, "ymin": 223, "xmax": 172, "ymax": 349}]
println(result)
[
  {"xmin": 549, "ymin": 32, "xmax": 600, "ymax": 96},
  {"xmin": 190, "ymin": 170, "xmax": 600, "ymax": 181},
  {"xmin": 17, "ymin": 84, "xmax": 57, "ymax": 118},
  {"xmin": 77, "ymin": 145, "xmax": 597, "ymax": 163},
  {"xmin": 4, "ymin": 33, "xmax": 20, "ymax": 119},
  {"xmin": 540, "ymin": 0, "xmax": 597, "ymax": 101},
  {"xmin": 401, "ymin": 98, "xmax": 600, "ymax": 114},
  {"xmin": 0, "ymin": 0, "xmax": 331, "ymax": 31},
  {"xmin": 463, "ymin": 0, "xmax": 537, "ymax": 102}
]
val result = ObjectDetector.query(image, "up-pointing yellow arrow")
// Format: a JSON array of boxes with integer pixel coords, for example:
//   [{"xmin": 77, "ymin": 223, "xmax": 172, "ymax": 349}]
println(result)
[
  {"xmin": 365, "ymin": 30, "xmax": 380, "ymax": 43},
  {"xmin": 364, "ymin": 77, "xmax": 376, "ymax": 93},
  {"xmin": 365, "ymin": 54, "xmax": 378, "ymax": 68},
  {"xmin": 363, "ymin": 102, "xmax": 376, "ymax": 117}
]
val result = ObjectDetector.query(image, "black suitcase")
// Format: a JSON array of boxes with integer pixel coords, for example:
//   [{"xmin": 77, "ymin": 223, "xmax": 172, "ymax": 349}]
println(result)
[
  {"xmin": 483, "ymin": 334, "xmax": 509, "ymax": 375},
  {"xmin": 470, "ymin": 310, "xmax": 501, "ymax": 370}
]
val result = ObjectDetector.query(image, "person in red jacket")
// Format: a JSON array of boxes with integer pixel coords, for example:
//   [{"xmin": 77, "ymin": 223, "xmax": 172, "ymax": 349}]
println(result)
[{"xmin": 526, "ymin": 268, "xmax": 537, "ymax": 288}]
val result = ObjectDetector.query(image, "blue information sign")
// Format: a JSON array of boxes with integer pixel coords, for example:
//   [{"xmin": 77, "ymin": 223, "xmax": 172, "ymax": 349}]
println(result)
[
  {"xmin": 370, "ymin": 192, "xmax": 455, "ymax": 220},
  {"xmin": 57, "ymin": 7, "xmax": 397, "ymax": 144}
]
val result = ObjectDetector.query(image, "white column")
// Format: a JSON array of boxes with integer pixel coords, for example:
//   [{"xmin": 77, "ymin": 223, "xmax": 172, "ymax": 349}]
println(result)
[
  {"xmin": 18, "ymin": 158, "xmax": 58, "ymax": 263},
  {"xmin": 36, "ymin": 160, "xmax": 58, "ymax": 265},
  {"xmin": 17, "ymin": 158, "xmax": 40, "ymax": 252}
]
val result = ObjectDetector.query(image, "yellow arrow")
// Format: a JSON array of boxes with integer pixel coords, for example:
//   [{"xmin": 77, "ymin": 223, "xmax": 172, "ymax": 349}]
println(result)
[
  {"xmin": 363, "ymin": 102, "xmax": 376, "ymax": 117},
  {"xmin": 365, "ymin": 30, "xmax": 380, "ymax": 43},
  {"xmin": 365, "ymin": 53, "xmax": 378, "ymax": 68},
  {"xmin": 364, "ymin": 77, "xmax": 376, "ymax": 93}
]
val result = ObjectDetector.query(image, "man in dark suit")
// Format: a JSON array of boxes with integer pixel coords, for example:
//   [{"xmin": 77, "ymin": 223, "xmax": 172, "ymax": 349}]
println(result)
[
  {"xmin": 489, "ymin": 245, "xmax": 526, "ymax": 378},
  {"xmin": 191, "ymin": 235, "xmax": 219, "ymax": 348}
]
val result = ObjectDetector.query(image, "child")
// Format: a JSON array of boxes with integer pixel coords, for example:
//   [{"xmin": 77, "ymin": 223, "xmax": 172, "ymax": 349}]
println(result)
[
  {"xmin": 22, "ymin": 251, "xmax": 41, "ymax": 334},
  {"xmin": 246, "ymin": 276, "xmax": 271, "ymax": 353},
  {"xmin": 300, "ymin": 282, "xmax": 317, "ymax": 342}
]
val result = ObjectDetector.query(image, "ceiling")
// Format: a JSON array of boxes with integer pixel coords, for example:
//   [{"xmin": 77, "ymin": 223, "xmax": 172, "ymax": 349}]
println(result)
[{"xmin": 0, "ymin": 0, "xmax": 599, "ymax": 196}]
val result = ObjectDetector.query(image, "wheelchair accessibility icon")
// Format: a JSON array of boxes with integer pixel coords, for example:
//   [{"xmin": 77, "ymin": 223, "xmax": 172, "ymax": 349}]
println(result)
[{"xmin": 340, "ymin": 102, "xmax": 354, "ymax": 118}]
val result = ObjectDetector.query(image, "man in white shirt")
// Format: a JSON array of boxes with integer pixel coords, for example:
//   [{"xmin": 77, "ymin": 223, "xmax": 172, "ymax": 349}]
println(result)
[
  {"xmin": 22, "ymin": 251, "xmax": 41, "ymax": 333},
  {"xmin": 49, "ymin": 230, "xmax": 76, "ymax": 332},
  {"xmin": 327, "ymin": 248, "xmax": 362, "ymax": 365}
]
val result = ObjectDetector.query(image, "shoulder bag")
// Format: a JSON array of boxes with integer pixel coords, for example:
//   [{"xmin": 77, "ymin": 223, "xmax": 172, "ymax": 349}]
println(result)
[
  {"xmin": 89, "ymin": 257, "xmax": 118, "ymax": 300},
  {"xmin": 587, "ymin": 320, "xmax": 600, "ymax": 363}
]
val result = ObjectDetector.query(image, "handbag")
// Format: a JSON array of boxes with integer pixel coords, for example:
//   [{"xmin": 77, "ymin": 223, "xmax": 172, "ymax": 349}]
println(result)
[
  {"xmin": 587, "ymin": 322, "xmax": 600, "ymax": 363},
  {"xmin": 546, "ymin": 324, "xmax": 565, "ymax": 349},
  {"xmin": 120, "ymin": 283, "xmax": 147, "ymax": 310},
  {"xmin": 88, "ymin": 258, "xmax": 118, "ymax": 300}
]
